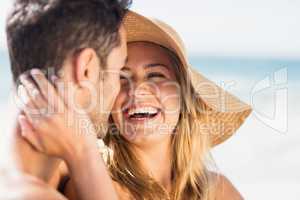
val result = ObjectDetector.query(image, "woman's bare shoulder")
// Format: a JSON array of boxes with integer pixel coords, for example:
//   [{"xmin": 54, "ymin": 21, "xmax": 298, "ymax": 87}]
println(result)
[{"xmin": 209, "ymin": 171, "xmax": 244, "ymax": 200}]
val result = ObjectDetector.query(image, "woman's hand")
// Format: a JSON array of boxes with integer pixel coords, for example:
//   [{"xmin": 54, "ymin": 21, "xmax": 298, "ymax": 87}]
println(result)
[
  {"xmin": 17, "ymin": 69, "xmax": 99, "ymax": 164},
  {"xmin": 16, "ymin": 69, "xmax": 119, "ymax": 200}
]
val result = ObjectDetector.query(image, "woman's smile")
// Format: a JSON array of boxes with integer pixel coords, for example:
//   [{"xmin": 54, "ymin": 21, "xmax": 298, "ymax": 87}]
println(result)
[{"xmin": 124, "ymin": 105, "xmax": 162, "ymax": 123}]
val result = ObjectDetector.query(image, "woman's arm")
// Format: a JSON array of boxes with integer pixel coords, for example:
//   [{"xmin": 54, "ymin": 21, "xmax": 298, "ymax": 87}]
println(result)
[
  {"xmin": 63, "ymin": 141, "xmax": 118, "ymax": 200},
  {"xmin": 64, "ymin": 178, "xmax": 131, "ymax": 200}
]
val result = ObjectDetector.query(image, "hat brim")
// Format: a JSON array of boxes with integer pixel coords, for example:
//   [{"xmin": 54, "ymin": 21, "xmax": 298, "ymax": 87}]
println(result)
[{"xmin": 123, "ymin": 11, "xmax": 252, "ymax": 146}]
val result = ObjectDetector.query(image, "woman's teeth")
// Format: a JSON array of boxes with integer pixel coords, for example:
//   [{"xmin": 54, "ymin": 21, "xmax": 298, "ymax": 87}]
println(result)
[{"xmin": 127, "ymin": 107, "xmax": 159, "ymax": 119}]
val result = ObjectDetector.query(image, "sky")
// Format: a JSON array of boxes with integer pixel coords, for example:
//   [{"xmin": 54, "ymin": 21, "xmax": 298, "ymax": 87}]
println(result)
[{"xmin": 131, "ymin": 0, "xmax": 300, "ymax": 58}]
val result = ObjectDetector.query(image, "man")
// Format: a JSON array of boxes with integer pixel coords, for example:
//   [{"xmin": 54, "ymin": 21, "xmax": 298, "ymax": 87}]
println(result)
[{"xmin": 1, "ymin": 0, "xmax": 130, "ymax": 199}]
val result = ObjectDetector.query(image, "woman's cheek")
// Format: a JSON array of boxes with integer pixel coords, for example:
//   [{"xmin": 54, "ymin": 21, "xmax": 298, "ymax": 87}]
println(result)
[{"xmin": 159, "ymin": 83, "xmax": 181, "ymax": 114}]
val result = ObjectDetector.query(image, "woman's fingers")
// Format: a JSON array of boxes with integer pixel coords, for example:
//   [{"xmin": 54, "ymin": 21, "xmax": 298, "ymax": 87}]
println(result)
[
  {"xmin": 18, "ymin": 115, "xmax": 44, "ymax": 152},
  {"xmin": 30, "ymin": 69, "xmax": 65, "ymax": 112},
  {"xmin": 19, "ymin": 74, "xmax": 48, "ymax": 114},
  {"xmin": 17, "ymin": 84, "xmax": 39, "ymax": 124}
]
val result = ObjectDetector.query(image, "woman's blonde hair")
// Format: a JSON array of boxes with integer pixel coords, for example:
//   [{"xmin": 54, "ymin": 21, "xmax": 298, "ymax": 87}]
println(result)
[{"xmin": 104, "ymin": 42, "xmax": 217, "ymax": 200}]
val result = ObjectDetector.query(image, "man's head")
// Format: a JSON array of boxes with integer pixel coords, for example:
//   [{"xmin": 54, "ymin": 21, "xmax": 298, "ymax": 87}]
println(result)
[{"xmin": 6, "ymin": 0, "xmax": 130, "ymax": 129}]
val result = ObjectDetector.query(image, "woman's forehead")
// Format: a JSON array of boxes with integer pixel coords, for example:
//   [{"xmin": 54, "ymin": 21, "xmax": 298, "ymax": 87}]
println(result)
[{"xmin": 126, "ymin": 42, "xmax": 174, "ymax": 69}]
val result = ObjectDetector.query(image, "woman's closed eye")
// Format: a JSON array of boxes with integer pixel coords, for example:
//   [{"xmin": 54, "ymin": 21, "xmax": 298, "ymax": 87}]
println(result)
[{"xmin": 147, "ymin": 72, "xmax": 167, "ymax": 80}]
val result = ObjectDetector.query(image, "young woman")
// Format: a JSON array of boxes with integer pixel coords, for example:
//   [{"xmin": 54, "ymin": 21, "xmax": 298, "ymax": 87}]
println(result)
[{"xmin": 18, "ymin": 11, "xmax": 252, "ymax": 200}]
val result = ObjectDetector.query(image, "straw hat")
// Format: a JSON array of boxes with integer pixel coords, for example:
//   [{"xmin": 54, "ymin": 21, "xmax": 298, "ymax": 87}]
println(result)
[{"xmin": 123, "ymin": 11, "xmax": 252, "ymax": 146}]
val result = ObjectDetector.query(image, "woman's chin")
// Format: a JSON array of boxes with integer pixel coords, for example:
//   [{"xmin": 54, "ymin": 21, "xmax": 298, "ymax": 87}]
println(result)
[{"xmin": 122, "ymin": 129, "xmax": 171, "ymax": 146}]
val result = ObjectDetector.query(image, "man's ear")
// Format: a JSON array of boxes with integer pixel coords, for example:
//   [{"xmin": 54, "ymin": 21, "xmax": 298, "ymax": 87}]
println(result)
[{"xmin": 74, "ymin": 48, "xmax": 101, "ymax": 86}]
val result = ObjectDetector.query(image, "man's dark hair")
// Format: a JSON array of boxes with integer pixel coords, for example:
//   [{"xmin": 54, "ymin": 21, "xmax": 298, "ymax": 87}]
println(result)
[{"xmin": 6, "ymin": 0, "xmax": 131, "ymax": 82}]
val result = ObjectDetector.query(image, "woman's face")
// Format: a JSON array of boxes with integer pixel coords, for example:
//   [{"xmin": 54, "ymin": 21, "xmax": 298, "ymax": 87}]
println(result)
[{"xmin": 111, "ymin": 42, "xmax": 181, "ymax": 145}]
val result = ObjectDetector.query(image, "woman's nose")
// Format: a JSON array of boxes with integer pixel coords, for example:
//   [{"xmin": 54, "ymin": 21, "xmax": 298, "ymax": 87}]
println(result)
[{"xmin": 128, "ymin": 81, "xmax": 155, "ymax": 98}]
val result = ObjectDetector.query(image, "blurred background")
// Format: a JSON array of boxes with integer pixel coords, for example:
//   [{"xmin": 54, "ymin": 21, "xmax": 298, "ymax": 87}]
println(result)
[{"xmin": 0, "ymin": 0, "xmax": 299, "ymax": 199}]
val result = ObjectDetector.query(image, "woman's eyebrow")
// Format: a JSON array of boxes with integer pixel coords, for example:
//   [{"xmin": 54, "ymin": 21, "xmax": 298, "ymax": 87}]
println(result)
[{"xmin": 144, "ymin": 63, "xmax": 170, "ymax": 70}]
